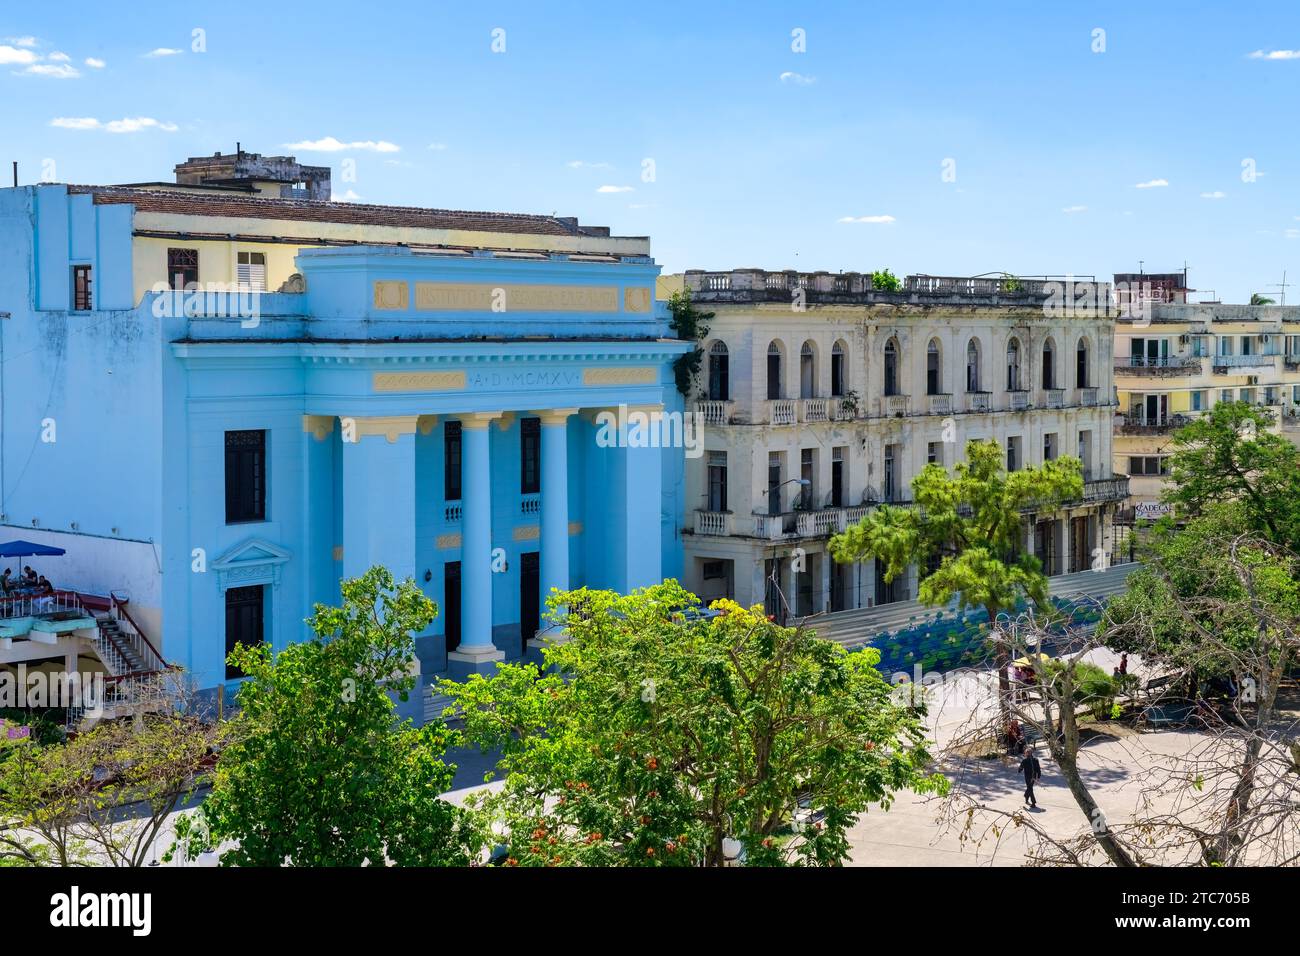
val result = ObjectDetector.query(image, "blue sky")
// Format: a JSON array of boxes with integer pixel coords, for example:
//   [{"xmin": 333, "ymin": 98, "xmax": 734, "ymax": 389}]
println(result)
[{"xmin": 4, "ymin": 1, "xmax": 1300, "ymax": 300}]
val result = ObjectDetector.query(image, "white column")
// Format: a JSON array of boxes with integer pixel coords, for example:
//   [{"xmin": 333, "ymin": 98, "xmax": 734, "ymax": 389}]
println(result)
[{"xmin": 449, "ymin": 411, "xmax": 505, "ymax": 674}]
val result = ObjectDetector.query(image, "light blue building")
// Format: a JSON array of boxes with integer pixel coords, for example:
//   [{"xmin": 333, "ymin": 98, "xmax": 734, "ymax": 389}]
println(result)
[{"xmin": 0, "ymin": 160, "xmax": 688, "ymax": 715}]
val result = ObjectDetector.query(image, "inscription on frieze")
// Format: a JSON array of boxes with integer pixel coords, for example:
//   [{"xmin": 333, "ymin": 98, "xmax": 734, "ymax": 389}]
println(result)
[{"xmin": 413, "ymin": 282, "xmax": 619, "ymax": 313}]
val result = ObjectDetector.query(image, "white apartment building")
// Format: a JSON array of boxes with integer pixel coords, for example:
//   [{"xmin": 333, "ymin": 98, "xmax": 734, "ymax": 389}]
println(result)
[{"xmin": 674, "ymin": 269, "xmax": 1129, "ymax": 618}]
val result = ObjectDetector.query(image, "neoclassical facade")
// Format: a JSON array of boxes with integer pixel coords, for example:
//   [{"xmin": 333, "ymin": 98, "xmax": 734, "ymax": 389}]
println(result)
[
  {"xmin": 674, "ymin": 269, "xmax": 1128, "ymax": 616},
  {"xmin": 0, "ymin": 175, "xmax": 686, "ymax": 712}
]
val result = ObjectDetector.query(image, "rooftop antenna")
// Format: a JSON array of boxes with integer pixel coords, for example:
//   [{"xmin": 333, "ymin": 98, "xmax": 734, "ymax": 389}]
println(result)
[
  {"xmin": 11, "ymin": 162, "xmax": 16, "ymax": 188},
  {"xmin": 1269, "ymin": 270, "xmax": 1289, "ymax": 306}
]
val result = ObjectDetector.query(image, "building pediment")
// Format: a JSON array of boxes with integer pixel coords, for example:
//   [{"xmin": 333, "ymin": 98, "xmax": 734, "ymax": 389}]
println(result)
[{"xmin": 212, "ymin": 538, "xmax": 291, "ymax": 591}]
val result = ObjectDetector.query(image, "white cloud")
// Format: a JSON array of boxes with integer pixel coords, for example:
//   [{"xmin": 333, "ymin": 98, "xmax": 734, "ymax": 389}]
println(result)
[
  {"xmin": 596, "ymin": 185, "xmax": 634, "ymax": 193},
  {"xmin": 427, "ymin": 142, "xmax": 448, "ymax": 151},
  {"xmin": 47, "ymin": 51, "xmax": 70, "ymax": 62},
  {"xmin": 49, "ymin": 117, "xmax": 99, "ymax": 130},
  {"xmin": 284, "ymin": 136, "xmax": 400, "ymax": 153},
  {"xmin": 1062, "ymin": 205, "xmax": 1087, "ymax": 214},
  {"xmin": 51, "ymin": 116, "xmax": 178, "ymax": 133},
  {"xmin": 85, "ymin": 57, "xmax": 106, "ymax": 68},
  {"xmin": 837, "ymin": 214, "xmax": 896, "ymax": 224},
  {"xmin": 5, "ymin": 36, "xmax": 38, "ymax": 47},
  {"xmin": 567, "ymin": 160, "xmax": 611, "ymax": 169},
  {"xmin": 1134, "ymin": 178, "xmax": 1169, "ymax": 188},
  {"xmin": 0, "ymin": 44, "xmax": 39, "ymax": 65},
  {"xmin": 779, "ymin": 71, "xmax": 815, "ymax": 85},
  {"xmin": 144, "ymin": 47, "xmax": 183, "ymax": 57},
  {"xmin": 1287, "ymin": 228, "xmax": 1300, "ymax": 240},
  {"xmin": 1200, "ymin": 191, "xmax": 1226, "ymax": 199},
  {"xmin": 21, "ymin": 62, "xmax": 80, "ymax": 78},
  {"xmin": 1248, "ymin": 49, "xmax": 1300, "ymax": 60},
  {"xmin": 332, "ymin": 189, "xmax": 363, "ymax": 202}
]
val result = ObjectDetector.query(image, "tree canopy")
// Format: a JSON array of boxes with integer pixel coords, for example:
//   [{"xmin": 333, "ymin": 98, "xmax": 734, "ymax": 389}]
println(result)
[
  {"xmin": 444, "ymin": 581, "xmax": 945, "ymax": 866},
  {"xmin": 1162, "ymin": 400, "xmax": 1300, "ymax": 549},
  {"xmin": 176, "ymin": 567, "xmax": 481, "ymax": 867},
  {"xmin": 830, "ymin": 438, "xmax": 1084, "ymax": 622}
]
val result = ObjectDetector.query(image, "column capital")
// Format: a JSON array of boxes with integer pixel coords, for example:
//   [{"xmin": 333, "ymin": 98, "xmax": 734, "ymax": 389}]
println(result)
[
  {"xmin": 302, "ymin": 415, "xmax": 335, "ymax": 441},
  {"xmin": 460, "ymin": 411, "xmax": 504, "ymax": 431},
  {"xmin": 342, "ymin": 415, "xmax": 420, "ymax": 443},
  {"xmin": 533, "ymin": 407, "xmax": 580, "ymax": 426}
]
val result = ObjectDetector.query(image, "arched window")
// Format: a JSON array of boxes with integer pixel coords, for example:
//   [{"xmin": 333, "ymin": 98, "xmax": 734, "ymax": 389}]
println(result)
[
  {"xmin": 1006, "ymin": 337, "xmax": 1023, "ymax": 391},
  {"xmin": 1076, "ymin": 337, "xmax": 1090, "ymax": 388},
  {"xmin": 766, "ymin": 341, "xmax": 783, "ymax": 400},
  {"xmin": 966, "ymin": 337, "xmax": 982, "ymax": 392},
  {"xmin": 1042, "ymin": 337, "xmax": 1056, "ymax": 390},
  {"xmin": 800, "ymin": 340, "xmax": 817, "ymax": 399},
  {"xmin": 707, "ymin": 340, "xmax": 729, "ymax": 401},
  {"xmin": 926, "ymin": 338, "xmax": 942, "ymax": 395},
  {"xmin": 884, "ymin": 337, "xmax": 900, "ymax": 397},
  {"xmin": 831, "ymin": 340, "xmax": 847, "ymax": 397}
]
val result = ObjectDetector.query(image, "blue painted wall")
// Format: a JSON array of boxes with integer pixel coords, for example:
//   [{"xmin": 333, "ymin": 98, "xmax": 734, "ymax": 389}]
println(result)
[{"xmin": 2, "ymin": 187, "xmax": 690, "ymax": 702}]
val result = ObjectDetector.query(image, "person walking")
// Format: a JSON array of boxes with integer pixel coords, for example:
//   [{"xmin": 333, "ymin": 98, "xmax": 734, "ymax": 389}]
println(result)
[{"xmin": 1019, "ymin": 746, "xmax": 1042, "ymax": 808}]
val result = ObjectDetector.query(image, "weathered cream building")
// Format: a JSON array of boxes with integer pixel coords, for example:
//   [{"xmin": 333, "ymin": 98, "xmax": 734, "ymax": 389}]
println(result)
[{"xmin": 674, "ymin": 269, "xmax": 1129, "ymax": 617}]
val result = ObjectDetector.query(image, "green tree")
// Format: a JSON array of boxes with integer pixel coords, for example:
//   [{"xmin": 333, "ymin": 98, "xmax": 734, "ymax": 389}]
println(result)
[
  {"xmin": 443, "ymin": 582, "xmax": 944, "ymax": 867},
  {"xmin": 829, "ymin": 438, "xmax": 1084, "ymax": 713},
  {"xmin": 175, "ymin": 567, "xmax": 481, "ymax": 866},
  {"xmin": 1162, "ymin": 400, "xmax": 1300, "ymax": 549},
  {"xmin": 1, "ymin": 684, "xmax": 225, "ymax": 867}
]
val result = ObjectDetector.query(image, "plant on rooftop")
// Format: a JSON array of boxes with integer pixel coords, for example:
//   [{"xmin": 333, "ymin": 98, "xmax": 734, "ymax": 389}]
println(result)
[
  {"xmin": 870, "ymin": 269, "xmax": 902, "ymax": 292},
  {"xmin": 667, "ymin": 289, "xmax": 713, "ymax": 396}
]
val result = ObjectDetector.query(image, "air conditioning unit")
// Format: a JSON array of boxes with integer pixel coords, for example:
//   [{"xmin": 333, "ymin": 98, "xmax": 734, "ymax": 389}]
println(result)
[
  {"xmin": 1179, "ymin": 334, "xmax": 1189, "ymax": 344},
  {"xmin": 1262, "ymin": 334, "xmax": 1271, "ymax": 344},
  {"xmin": 1248, "ymin": 375, "xmax": 1260, "ymax": 386}
]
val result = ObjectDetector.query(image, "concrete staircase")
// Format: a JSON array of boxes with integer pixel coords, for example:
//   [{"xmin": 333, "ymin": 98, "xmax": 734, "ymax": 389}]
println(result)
[
  {"xmin": 801, "ymin": 562, "xmax": 1140, "ymax": 649},
  {"xmin": 423, "ymin": 683, "xmax": 457, "ymax": 725},
  {"xmin": 94, "ymin": 614, "xmax": 149, "ymax": 675}
]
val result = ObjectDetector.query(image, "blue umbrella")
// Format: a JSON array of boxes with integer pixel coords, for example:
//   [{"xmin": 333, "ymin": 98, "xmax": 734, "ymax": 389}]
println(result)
[
  {"xmin": 0, "ymin": 540, "xmax": 66, "ymax": 558},
  {"xmin": 0, "ymin": 541, "xmax": 66, "ymax": 588}
]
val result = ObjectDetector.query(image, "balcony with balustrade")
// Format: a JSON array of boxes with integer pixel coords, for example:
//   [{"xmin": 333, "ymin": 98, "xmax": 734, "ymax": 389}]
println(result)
[
  {"xmin": 799, "ymin": 397, "xmax": 832, "ymax": 423},
  {"xmin": 1212, "ymin": 353, "xmax": 1278, "ymax": 373},
  {"xmin": 766, "ymin": 399, "xmax": 797, "ymax": 426},
  {"xmin": 681, "ymin": 269, "xmax": 1108, "ymax": 309},
  {"xmin": 1008, "ymin": 390, "xmax": 1030, "ymax": 411},
  {"xmin": 926, "ymin": 393, "xmax": 952, "ymax": 416},
  {"xmin": 693, "ymin": 510, "xmax": 734, "ymax": 536},
  {"xmin": 881, "ymin": 395, "xmax": 909, "ymax": 417},
  {"xmin": 1115, "ymin": 413, "xmax": 1194, "ymax": 435},
  {"xmin": 966, "ymin": 391, "xmax": 991, "ymax": 413},
  {"xmin": 1045, "ymin": 388, "xmax": 1065, "ymax": 408},
  {"xmin": 1114, "ymin": 355, "xmax": 1205, "ymax": 377},
  {"xmin": 694, "ymin": 400, "xmax": 735, "ymax": 426},
  {"xmin": 1079, "ymin": 386, "xmax": 1100, "ymax": 406},
  {"xmin": 750, "ymin": 504, "xmax": 875, "ymax": 540}
]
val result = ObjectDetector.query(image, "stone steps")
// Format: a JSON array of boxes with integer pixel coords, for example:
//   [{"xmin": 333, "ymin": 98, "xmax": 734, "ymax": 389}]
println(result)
[{"xmin": 803, "ymin": 563, "xmax": 1140, "ymax": 648}]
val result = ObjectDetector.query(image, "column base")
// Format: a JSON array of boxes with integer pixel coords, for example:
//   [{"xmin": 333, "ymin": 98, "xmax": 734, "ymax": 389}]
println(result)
[
  {"xmin": 525, "ymin": 622, "xmax": 575, "ymax": 670},
  {"xmin": 447, "ymin": 645, "xmax": 507, "ymax": 679}
]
